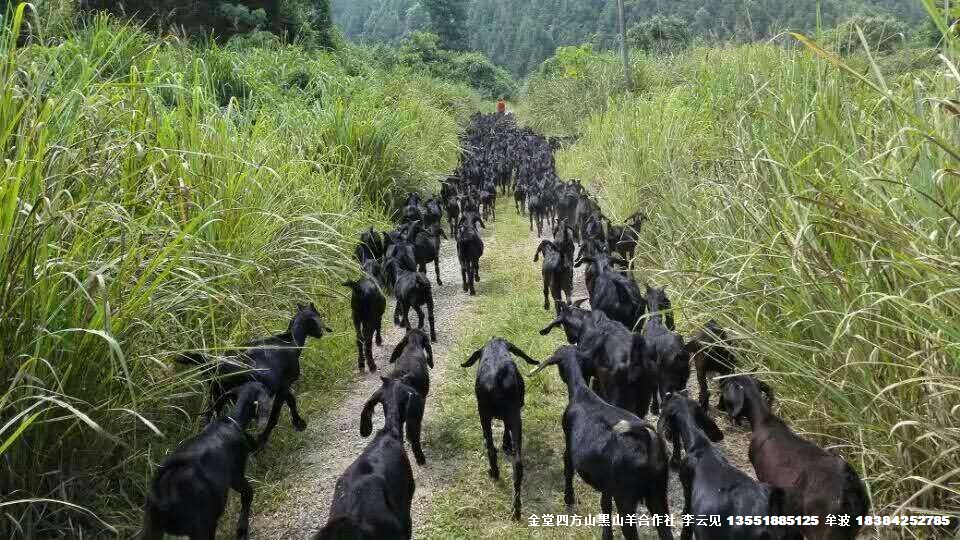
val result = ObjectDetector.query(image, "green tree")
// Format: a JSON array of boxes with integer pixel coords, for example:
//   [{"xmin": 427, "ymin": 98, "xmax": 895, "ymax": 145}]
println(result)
[
  {"xmin": 312, "ymin": 0, "xmax": 337, "ymax": 48},
  {"xmin": 627, "ymin": 15, "xmax": 690, "ymax": 53},
  {"xmin": 422, "ymin": 0, "xmax": 468, "ymax": 50}
]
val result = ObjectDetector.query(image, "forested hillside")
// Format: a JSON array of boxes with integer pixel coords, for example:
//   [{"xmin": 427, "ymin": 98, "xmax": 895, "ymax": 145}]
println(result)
[{"xmin": 333, "ymin": 0, "xmax": 928, "ymax": 75}]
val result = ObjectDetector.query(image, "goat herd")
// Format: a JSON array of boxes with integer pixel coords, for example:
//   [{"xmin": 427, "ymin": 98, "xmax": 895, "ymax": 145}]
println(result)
[{"xmin": 143, "ymin": 113, "xmax": 871, "ymax": 540}]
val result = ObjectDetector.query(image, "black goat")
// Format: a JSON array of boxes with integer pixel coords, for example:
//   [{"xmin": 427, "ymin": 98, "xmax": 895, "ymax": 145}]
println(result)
[
  {"xmin": 143, "ymin": 382, "xmax": 270, "ymax": 540},
  {"xmin": 534, "ymin": 239, "xmax": 573, "ymax": 311},
  {"xmin": 455, "ymin": 215, "xmax": 485, "ymax": 296},
  {"xmin": 643, "ymin": 286, "xmax": 689, "ymax": 415},
  {"xmin": 383, "ymin": 328, "xmax": 434, "ymax": 464},
  {"xmin": 424, "ymin": 196, "xmax": 443, "ymax": 227},
  {"xmin": 461, "ymin": 338, "xmax": 540, "ymax": 521},
  {"xmin": 576, "ymin": 250, "xmax": 644, "ymax": 330},
  {"xmin": 409, "ymin": 220, "xmax": 448, "ymax": 286},
  {"xmin": 316, "ymin": 377, "xmax": 417, "ymax": 539},
  {"xmin": 175, "ymin": 303, "xmax": 331, "ymax": 447},
  {"xmin": 541, "ymin": 305, "xmax": 656, "ymax": 418},
  {"xmin": 726, "ymin": 377, "xmax": 870, "ymax": 540},
  {"xmin": 686, "ymin": 320, "xmax": 737, "ymax": 410},
  {"xmin": 445, "ymin": 195, "xmax": 460, "ymax": 237},
  {"xmin": 513, "ymin": 184, "xmax": 526, "ymax": 215},
  {"xmin": 657, "ymin": 395, "xmax": 789, "ymax": 540},
  {"xmin": 527, "ymin": 190, "xmax": 547, "ymax": 237},
  {"xmin": 718, "ymin": 375, "xmax": 775, "ymax": 428},
  {"xmin": 355, "ymin": 227, "xmax": 385, "ymax": 262},
  {"xmin": 342, "ymin": 263, "xmax": 386, "ymax": 373},
  {"xmin": 552, "ymin": 217, "xmax": 577, "ymax": 263},
  {"xmin": 531, "ymin": 346, "xmax": 673, "ymax": 540},
  {"xmin": 384, "ymin": 256, "xmax": 437, "ymax": 342},
  {"xmin": 480, "ymin": 188, "xmax": 497, "ymax": 221}
]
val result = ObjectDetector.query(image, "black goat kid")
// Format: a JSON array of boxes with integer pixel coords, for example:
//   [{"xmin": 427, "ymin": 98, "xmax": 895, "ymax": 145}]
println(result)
[
  {"xmin": 175, "ymin": 303, "xmax": 332, "ymax": 447},
  {"xmin": 385, "ymin": 328, "xmax": 434, "ymax": 464},
  {"xmin": 644, "ymin": 286, "xmax": 689, "ymax": 414},
  {"xmin": 534, "ymin": 239, "xmax": 573, "ymax": 311},
  {"xmin": 658, "ymin": 395, "xmax": 789, "ymax": 540},
  {"xmin": 144, "ymin": 382, "xmax": 271, "ymax": 540},
  {"xmin": 316, "ymin": 377, "xmax": 417, "ymax": 539},
  {"xmin": 455, "ymin": 216, "xmax": 485, "ymax": 295},
  {"xmin": 385, "ymin": 256, "xmax": 437, "ymax": 342},
  {"xmin": 531, "ymin": 346, "xmax": 673, "ymax": 540},
  {"xmin": 342, "ymin": 270, "xmax": 386, "ymax": 373},
  {"xmin": 461, "ymin": 338, "xmax": 540, "ymax": 521}
]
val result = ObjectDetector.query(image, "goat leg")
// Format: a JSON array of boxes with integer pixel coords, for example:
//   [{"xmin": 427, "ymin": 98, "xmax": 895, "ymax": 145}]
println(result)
[
  {"xmin": 542, "ymin": 273, "xmax": 551, "ymax": 311},
  {"xmin": 506, "ymin": 412, "xmax": 523, "ymax": 521},
  {"xmin": 256, "ymin": 394, "xmax": 285, "ymax": 448},
  {"xmin": 374, "ymin": 319, "xmax": 383, "ymax": 346},
  {"xmin": 697, "ymin": 366, "xmax": 710, "ymax": 410},
  {"xmin": 406, "ymin": 393, "xmax": 427, "ymax": 465},
  {"xmin": 393, "ymin": 302, "xmax": 402, "ymax": 326},
  {"xmin": 364, "ymin": 331, "xmax": 377, "ymax": 372},
  {"xmin": 434, "ymin": 258, "xmax": 443, "ymax": 286},
  {"xmin": 600, "ymin": 493, "xmax": 614, "ymax": 540},
  {"xmin": 353, "ymin": 313, "xmax": 365, "ymax": 372},
  {"xmin": 285, "ymin": 390, "xmax": 307, "ymax": 432},
  {"xmin": 614, "ymin": 496, "xmax": 640, "ymax": 540},
  {"xmin": 562, "ymin": 427, "xmax": 575, "ymax": 509},
  {"xmin": 480, "ymin": 413, "xmax": 499, "ymax": 480},
  {"xmin": 460, "ymin": 263, "xmax": 469, "ymax": 292},
  {"xmin": 427, "ymin": 292, "xmax": 437, "ymax": 342},
  {"xmin": 644, "ymin": 491, "xmax": 674, "ymax": 540},
  {"xmin": 501, "ymin": 426, "xmax": 513, "ymax": 456},
  {"xmin": 414, "ymin": 305, "xmax": 425, "ymax": 330},
  {"xmin": 233, "ymin": 476, "xmax": 253, "ymax": 540}
]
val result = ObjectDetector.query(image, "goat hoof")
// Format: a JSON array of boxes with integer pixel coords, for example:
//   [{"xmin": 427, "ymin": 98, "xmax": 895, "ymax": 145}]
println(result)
[
  {"xmin": 502, "ymin": 445, "xmax": 514, "ymax": 457},
  {"xmin": 512, "ymin": 510, "xmax": 521, "ymax": 522},
  {"xmin": 292, "ymin": 418, "xmax": 307, "ymax": 432},
  {"xmin": 237, "ymin": 527, "xmax": 249, "ymax": 540},
  {"xmin": 488, "ymin": 468, "xmax": 499, "ymax": 480},
  {"xmin": 368, "ymin": 363, "xmax": 378, "ymax": 372},
  {"xmin": 415, "ymin": 453, "xmax": 426, "ymax": 465}
]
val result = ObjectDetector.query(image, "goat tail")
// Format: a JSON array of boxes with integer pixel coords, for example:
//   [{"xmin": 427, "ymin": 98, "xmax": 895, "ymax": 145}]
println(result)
[{"xmin": 173, "ymin": 352, "xmax": 210, "ymax": 365}]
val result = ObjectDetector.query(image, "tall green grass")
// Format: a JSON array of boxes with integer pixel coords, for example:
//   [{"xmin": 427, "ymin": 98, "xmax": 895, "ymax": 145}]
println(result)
[
  {"xmin": 539, "ymin": 38, "xmax": 960, "ymax": 519},
  {"xmin": 0, "ymin": 6, "xmax": 476, "ymax": 536}
]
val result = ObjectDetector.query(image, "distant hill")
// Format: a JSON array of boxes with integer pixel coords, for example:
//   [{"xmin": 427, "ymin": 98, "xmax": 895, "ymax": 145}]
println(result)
[{"xmin": 332, "ymin": 0, "xmax": 928, "ymax": 75}]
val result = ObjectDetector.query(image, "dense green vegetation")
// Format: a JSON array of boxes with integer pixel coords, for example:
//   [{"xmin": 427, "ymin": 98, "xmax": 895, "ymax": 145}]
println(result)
[
  {"xmin": 521, "ymin": 18, "xmax": 959, "ymax": 518},
  {"xmin": 0, "ymin": 3, "xmax": 482, "ymax": 536},
  {"xmin": 334, "ymin": 0, "xmax": 929, "ymax": 75}
]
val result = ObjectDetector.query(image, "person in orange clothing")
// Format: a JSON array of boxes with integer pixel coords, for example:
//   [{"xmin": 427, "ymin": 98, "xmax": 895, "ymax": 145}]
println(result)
[{"xmin": 496, "ymin": 97, "xmax": 506, "ymax": 114}]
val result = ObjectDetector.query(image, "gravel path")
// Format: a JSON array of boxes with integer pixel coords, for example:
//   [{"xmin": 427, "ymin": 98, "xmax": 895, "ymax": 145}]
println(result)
[
  {"xmin": 250, "ymin": 219, "xmax": 499, "ymax": 539},
  {"xmin": 247, "ymin": 207, "xmax": 754, "ymax": 538}
]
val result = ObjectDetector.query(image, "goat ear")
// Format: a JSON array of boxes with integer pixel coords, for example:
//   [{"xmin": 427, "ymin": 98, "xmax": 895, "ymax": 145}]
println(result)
[
  {"xmin": 756, "ymin": 379, "xmax": 776, "ymax": 407},
  {"xmin": 359, "ymin": 388, "xmax": 383, "ymax": 437},
  {"xmin": 402, "ymin": 388, "xmax": 425, "ymax": 445},
  {"xmin": 697, "ymin": 406, "xmax": 724, "ymax": 442},
  {"xmin": 539, "ymin": 317, "xmax": 562, "ymax": 336},
  {"xmin": 724, "ymin": 382, "xmax": 746, "ymax": 421},
  {"xmin": 461, "ymin": 348, "xmax": 483, "ymax": 368},
  {"xmin": 528, "ymin": 355, "xmax": 558, "ymax": 376},
  {"xmin": 424, "ymin": 339, "xmax": 434, "ymax": 368},
  {"xmin": 296, "ymin": 303, "xmax": 305, "ymax": 312},
  {"xmin": 208, "ymin": 389, "xmax": 237, "ymax": 418},
  {"xmin": 506, "ymin": 341, "xmax": 540, "ymax": 366},
  {"xmin": 389, "ymin": 335, "xmax": 409, "ymax": 364},
  {"xmin": 309, "ymin": 302, "xmax": 317, "ymax": 312}
]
